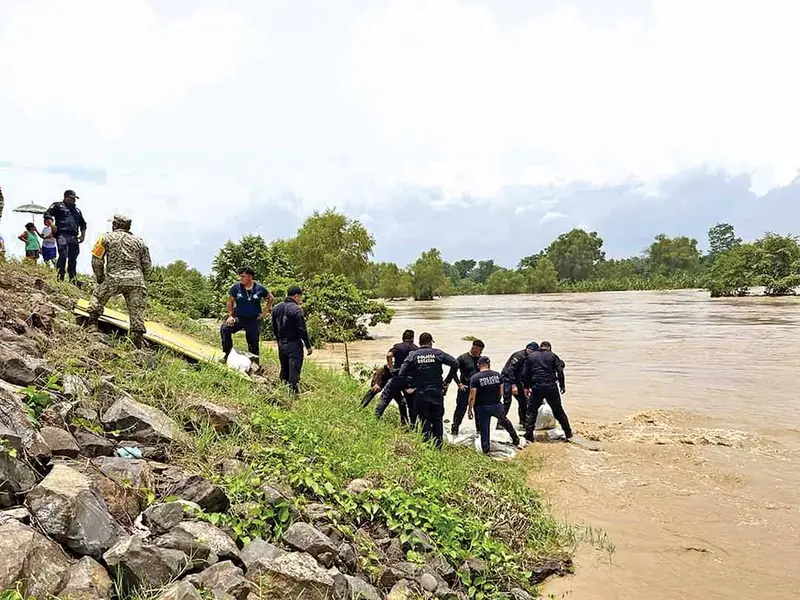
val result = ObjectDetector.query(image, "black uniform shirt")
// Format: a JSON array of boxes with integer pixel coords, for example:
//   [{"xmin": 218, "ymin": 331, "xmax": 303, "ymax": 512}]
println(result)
[{"xmin": 469, "ymin": 369, "xmax": 503, "ymax": 406}]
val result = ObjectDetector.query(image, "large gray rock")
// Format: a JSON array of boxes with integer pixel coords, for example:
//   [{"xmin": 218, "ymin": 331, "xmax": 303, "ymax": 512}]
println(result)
[
  {"xmin": 187, "ymin": 401, "xmax": 237, "ymax": 433},
  {"xmin": 62, "ymin": 374, "xmax": 90, "ymax": 401},
  {"xmin": 191, "ymin": 561, "xmax": 252, "ymax": 600},
  {"xmin": 337, "ymin": 542, "xmax": 358, "ymax": 573},
  {"xmin": 333, "ymin": 574, "xmax": 381, "ymax": 600},
  {"xmin": 247, "ymin": 552, "xmax": 334, "ymax": 600},
  {"xmin": 156, "ymin": 581, "xmax": 202, "ymax": 600},
  {"xmin": 241, "ymin": 538, "xmax": 286, "ymax": 569},
  {"xmin": 101, "ymin": 396, "xmax": 181, "ymax": 444},
  {"xmin": 0, "ymin": 506, "xmax": 31, "ymax": 524},
  {"xmin": 0, "ymin": 346, "xmax": 35, "ymax": 386},
  {"xmin": 73, "ymin": 429, "xmax": 115, "ymax": 458},
  {"xmin": 58, "ymin": 556, "xmax": 114, "ymax": 600},
  {"xmin": 172, "ymin": 520, "xmax": 240, "ymax": 562},
  {"xmin": 161, "ymin": 469, "xmax": 230, "ymax": 513},
  {"xmin": 282, "ymin": 522, "xmax": 338, "ymax": 558},
  {"xmin": 142, "ymin": 502, "xmax": 185, "ymax": 535},
  {"xmin": 153, "ymin": 527, "xmax": 215, "ymax": 569},
  {"xmin": 26, "ymin": 464, "xmax": 123, "ymax": 558},
  {"xmin": 104, "ymin": 535, "xmax": 189, "ymax": 589},
  {"xmin": 386, "ymin": 580, "xmax": 416, "ymax": 600},
  {"xmin": 0, "ymin": 447, "xmax": 39, "ymax": 508},
  {"xmin": 0, "ymin": 387, "xmax": 51, "ymax": 462},
  {"xmin": 345, "ymin": 478, "xmax": 373, "ymax": 495},
  {"xmin": 0, "ymin": 519, "xmax": 71, "ymax": 598},
  {"xmin": 41, "ymin": 426, "xmax": 81, "ymax": 458},
  {"xmin": 90, "ymin": 456, "xmax": 155, "ymax": 522}
]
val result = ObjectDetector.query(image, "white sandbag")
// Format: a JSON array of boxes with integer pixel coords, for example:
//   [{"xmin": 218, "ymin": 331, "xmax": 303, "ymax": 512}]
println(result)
[
  {"xmin": 535, "ymin": 401, "xmax": 557, "ymax": 430},
  {"xmin": 226, "ymin": 349, "xmax": 253, "ymax": 373}
]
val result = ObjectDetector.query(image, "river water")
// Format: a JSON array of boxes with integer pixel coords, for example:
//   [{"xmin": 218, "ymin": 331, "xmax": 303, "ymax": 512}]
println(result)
[{"xmin": 312, "ymin": 290, "xmax": 800, "ymax": 599}]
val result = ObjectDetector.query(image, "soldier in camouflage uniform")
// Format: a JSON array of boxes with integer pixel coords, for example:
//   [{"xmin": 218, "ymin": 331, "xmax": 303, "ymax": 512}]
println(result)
[
  {"xmin": 86, "ymin": 214, "xmax": 152, "ymax": 348},
  {"xmin": 0, "ymin": 186, "xmax": 5, "ymax": 223}
]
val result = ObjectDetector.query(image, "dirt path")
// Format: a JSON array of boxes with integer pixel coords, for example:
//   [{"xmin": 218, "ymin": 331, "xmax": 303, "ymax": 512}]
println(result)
[{"xmin": 527, "ymin": 410, "xmax": 800, "ymax": 600}]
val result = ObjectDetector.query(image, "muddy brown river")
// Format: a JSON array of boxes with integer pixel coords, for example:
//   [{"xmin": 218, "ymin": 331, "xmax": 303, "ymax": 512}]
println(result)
[{"xmin": 311, "ymin": 290, "xmax": 800, "ymax": 599}]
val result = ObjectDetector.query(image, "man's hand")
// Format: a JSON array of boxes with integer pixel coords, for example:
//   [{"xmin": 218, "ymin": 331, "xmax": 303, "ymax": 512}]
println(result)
[
  {"xmin": 467, "ymin": 408, "xmax": 474, "ymax": 420},
  {"xmin": 458, "ymin": 383, "xmax": 467, "ymax": 392},
  {"xmin": 560, "ymin": 386, "xmax": 566, "ymax": 395},
  {"xmin": 371, "ymin": 384, "xmax": 381, "ymax": 392},
  {"xmin": 226, "ymin": 316, "xmax": 236, "ymax": 327},
  {"xmin": 306, "ymin": 347, "xmax": 313, "ymax": 356},
  {"xmin": 511, "ymin": 384, "xmax": 518, "ymax": 396},
  {"xmin": 78, "ymin": 234, "xmax": 85, "ymax": 244},
  {"xmin": 406, "ymin": 388, "xmax": 416, "ymax": 394}
]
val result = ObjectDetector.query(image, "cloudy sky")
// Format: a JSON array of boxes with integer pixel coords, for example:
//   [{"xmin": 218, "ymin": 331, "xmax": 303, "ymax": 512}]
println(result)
[{"xmin": 1, "ymin": 0, "xmax": 798, "ymax": 271}]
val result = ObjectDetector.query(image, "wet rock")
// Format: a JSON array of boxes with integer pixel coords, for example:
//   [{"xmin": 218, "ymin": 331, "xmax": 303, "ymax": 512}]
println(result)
[
  {"xmin": 41, "ymin": 426, "xmax": 81, "ymax": 458},
  {"xmin": 161, "ymin": 468, "xmax": 230, "ymax": 512},
  {"xmin": 405, "ymin": 528, "xmax": 435, "ymax": 552},
  {"xmin": 282, "ymin": 522, "xmax": 338, "ymax": 559},
  {"xmin": 101, "ymin": 396, "xmax": 181, "ymax": 444},
  {"xmin": 247, "ymin": 552, "xmax": 334, "ymax": 599},
  {"xmin": 0, "ymin": 519, "xmax": 71, "ymax": 598},
  {"xmin": 58, "ymin": 556, "xmax": 114, "ymax": 600},
  {"xmin": 0, "ymin": 346, "xmax": 35, "ymax": 386},
  {"xmin": 153, "ymin": 527, "xmax": 215, "ymax": 568},
  {"xmin": 26, "ymin": 463, "xmax": 123, "ymax": 558},
  {"xmin": 346, "ymin": 478, "xmax": 373, "ymax": 495},
  {"xmin": 91, "ymin": 457, "xmax": 155, "ymax": 522},
  {"xmin": 187, "ymin": 400, "xmax": 237, "ymax": 433},
  {"xmin": 419, "ymin": 573, "xmax": 438, "ymax": 593},
  {"xmin": 73, "ymin": 429, "xmax": 115, "ymax": 458},
  {"xmin": 0, "ymin": 506, "xmax": 31, "ymax": 523},
  {"xmin": 337, "ymin": 542, "xmax": 358, "ymax": 573},
  {"xmin": 529, "ymin": 557, "xmax": 573, "ymax": 584},
  {"xmin": 156, "ymin": 581, "xmax": 202, "ymax": 600},
  {"xmin": 104, "ymin": 535, "xmax": 189, "ymax": 589},
  {"xmin": 142, "ymin": 502, "xmax": 185, "ymax": 535},
  {"xmin": 0, "ymin": 447, "xmax": 38, "ymax": 508},
  {"xmin": 191, "ymin": 561, "xmax": 252, "ymax": 600},
  {"xmin": 172, "ymin": 520, "xmax": 240, "ymax": 562},
  {"xmin": 333, "ymin": 574, "xmax": 381, "ymax": 600},
  {"xmin": 241, "ymin": 538, "xmax": 286, "ymax": 569}
]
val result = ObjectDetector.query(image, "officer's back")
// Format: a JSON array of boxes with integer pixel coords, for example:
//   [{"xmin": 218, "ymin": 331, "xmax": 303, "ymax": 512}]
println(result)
[
  {"xmin": 399, "ymin": 333, "xmax": 457, "ymax": 394},
  {"xmin": 523, "ymin": 349, "xmax": 560, "ymax": 388},
  {"xmin": 102, "ymin": 230, "xmax": 149, "ymax": 282},
  {"xmin": 272, "ymin": 297, "xmax": 304, "ymax": 340}
]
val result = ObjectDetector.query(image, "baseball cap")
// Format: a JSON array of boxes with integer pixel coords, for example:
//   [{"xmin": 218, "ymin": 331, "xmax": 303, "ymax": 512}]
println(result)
[
  {"xmin": 526, "ymin": 341, "xmax": 539, "ymax": 351},
  {"xmin": 477, "ymin": 355, "xmax": 491, "ymax": 365},
  {"xmin": 419, "ymin": 332, "xmax": 434, "ymax": 345},
  {"xmin": 471, "ymin": 339, "xmax": 485, "ymax": 349},
  {"xmin": 64, "ymin": 189, "xmax": 79, "ymax": 199},
  {"xmin": 287, "ymin": 285, "xmax": 303, "ymax": 297}
]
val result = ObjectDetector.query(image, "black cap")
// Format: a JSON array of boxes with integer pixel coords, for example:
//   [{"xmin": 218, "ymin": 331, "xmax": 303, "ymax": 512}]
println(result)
[
  {"xmin": 238, "ymin": 266, "xmax": 255, "ymax": 276},
  {"xmin": 526, "ymin": 341, "xmax": 539, "ymax": 351},
  {"xmin": 64, "ymin": 189, "xmax": 79, "ymax": 199},
  {"xmin": 477, "ymin": 355, "xmax": 490, "ymax": 365},
  {"xmin": 472, "ymin": 339, "xmax": 485, "ymax": 349},
  {"xmin": 419, "ymin": 332, "xmax": 434, "ymax": 345},
  {"xmin": 287, "ymin": 285, "xmax": 303, "ymax": 297}
]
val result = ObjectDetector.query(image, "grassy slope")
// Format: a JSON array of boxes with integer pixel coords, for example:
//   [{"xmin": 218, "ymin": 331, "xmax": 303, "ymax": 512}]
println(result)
[{"xmin": 4, "ymin": 261, "xmax": 572, "ymax": 598}]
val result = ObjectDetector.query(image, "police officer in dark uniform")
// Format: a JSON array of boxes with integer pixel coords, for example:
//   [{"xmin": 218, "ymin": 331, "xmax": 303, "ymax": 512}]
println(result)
[
  {"xmin": 521, "ymin": 340, "xmax": 572, "ymax": 442},
  {"xmin": 375, "ymin": 329, "xmax": 418, "ymax": 426},
  {"xmin": 448, "ymin": 339, "xmax": 484, "ymax": 435},
  {"xmin": 44, "ymin": 190, "xmax": 87, "ymax": 283},
  {"xmin": 468, "ymin": 356, "xmax": 521, "ymax": 453},
  {"xmin": 397, "ymin": 332, "xmax": 458, "ymax": 448},
  {"xmin": 271, "ymin": 285, "xmax": 312, "ymax": 393},
  {"xmin": 499, "ymin": 342, "xmax": 539, "ymax": 429}
]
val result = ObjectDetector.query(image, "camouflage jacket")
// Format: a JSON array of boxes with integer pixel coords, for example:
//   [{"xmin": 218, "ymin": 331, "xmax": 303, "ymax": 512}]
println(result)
[
  {"xmin": 0, "ymin": 186, "xmax": 4, "ymax": 222},
  {"xmin": 91, "ymin": 230, "xmax": 152, "ymax": 287}
]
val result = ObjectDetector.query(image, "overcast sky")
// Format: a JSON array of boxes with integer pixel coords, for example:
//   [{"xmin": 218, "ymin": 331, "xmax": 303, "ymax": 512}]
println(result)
[{"xmin": 1, "ymin": 0, "xmax": 798, "ymax": 271}]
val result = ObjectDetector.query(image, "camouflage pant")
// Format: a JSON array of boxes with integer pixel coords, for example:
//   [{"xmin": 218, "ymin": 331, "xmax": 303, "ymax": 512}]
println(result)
[{"xmin": 88, "ymin": 282, "xmax": 148, "ymax": 334}]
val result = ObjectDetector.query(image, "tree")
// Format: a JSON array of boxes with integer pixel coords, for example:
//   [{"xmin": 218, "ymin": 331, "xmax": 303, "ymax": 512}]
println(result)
[
  {"xmin": 411, "ymin": 248, "xmax": 447, "ymax": 301},
  {"xmin": 647, "ymin": 234, "xmax": 701, "ymax": 275},
  {"xmin": 708, "ymin": 223, "xmax": 742, "ymax": 258},
  {"xmin": 453, "ymin": 259, "xmax": 476, "ymax": 280},
  {"xmin": 471, "ymin": 260, "xmax": 500, "ymax": 284},
  {"xmin": 592, "ymin": 256, "xmax": 648, "ymax": 280},
  {"xmin": 375, "ymin": 263, "xmax": 413, "ymax": 300},
  {"xmin": 752, "ymin": 233, "xmax": 800, "ymax": 296},
  {"xmin": 150, "ymin": 260, "xmax": 218, "ymax": 318},
  {"xmin": 704, "ymin": 243, "xmax": 758, "ymax": 297},
  {"xmin": 526, "ymin": 257, "xmax": 560, "ymax": 293},
  {"xmin": 485, "ymin": 269, "xmax": 525, "ymax": 294},
  {"xmin": 286, "ymin": 210, "xmax": 374, "ymax": 282},
  {"xmin": 518, "ymin": 251, "xmax": 545, "ymax": 270},
  {"xmin": 545, "ymin": 229, "xmax": 605, "ymax": 281},
  {"xmin": 212, "ymin": 235, "xmax": 296, "ymax": 292}
]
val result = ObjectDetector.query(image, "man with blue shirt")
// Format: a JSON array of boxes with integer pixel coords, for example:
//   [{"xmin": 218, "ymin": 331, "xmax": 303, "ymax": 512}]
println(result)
[{"xmin": 220, "ymin": 267, "xmax": 274, "ymax": 365}]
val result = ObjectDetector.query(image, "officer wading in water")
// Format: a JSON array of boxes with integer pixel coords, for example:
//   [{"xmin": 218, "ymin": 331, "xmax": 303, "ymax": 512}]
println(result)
[
  {"xmin": 468, "ymin": 356, "xmax": 521, "ymax": 454},
  {"xmin": 448, "ymin": 339, "xmax": 484, "ymax": 435},
  {"xmin": 271, "ymin": 286, "xmax": 312, "ymax": 393},
  {"xmin": 86, "ymin": 215, "xmax": 151, "ymax": 348},
  {"xmin": 499, "ymin": 342, "xmax": 539, "ymax": 429},
  {"xmin": 220, "ymin": 267, "xmax": 274, "ymax": 365},
  {"xmin": 374, "ymin": 329, "xmax": 418, "ymax": 426},
  {"xmin": 397, "ymin": 332, "xmax": 458, "ymax": 449},
  {"xmin": 522, "ymin": 340, "xmax": 572, "ymax": 442}
]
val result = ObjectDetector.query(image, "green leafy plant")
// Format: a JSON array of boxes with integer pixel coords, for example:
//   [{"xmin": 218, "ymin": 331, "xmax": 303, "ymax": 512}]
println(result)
[{"xmin": 21, "ymin": 375, "xmax": 61, "ymax": 424}]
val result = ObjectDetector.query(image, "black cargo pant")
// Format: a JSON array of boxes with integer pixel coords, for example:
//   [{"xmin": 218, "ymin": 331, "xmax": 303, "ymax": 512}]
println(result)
[
  {"xmin": 450, "ymin": 386, "xmax": 470, "ymax": 434},
  {"xmin": 417, "ymin": 391, "xmax": 445, "ymax": 449},
  {"xmin": 501, "ymin": 381, "xmax": 527, "ymax": 428},
  {"xmin": 525, "ymin": 385, "xmax": 573, "ymax": 440},
  {"xmin": 220, "ymin": 317, "xmax": 260, "ymax": 358},
  {"xmin": 375, "ymin": 375, "xmax": 413, "ymax": 426},
  {"xmin": 476, "ymin": 403, "xmax": 520, "ymax": 453},
  {"xmin": 278, "ymin": 339, "xmax": 304, "ymax": 393},
  {"xmin": 56, "ymin": 234, "xmax": 80, "ymax": 282}
]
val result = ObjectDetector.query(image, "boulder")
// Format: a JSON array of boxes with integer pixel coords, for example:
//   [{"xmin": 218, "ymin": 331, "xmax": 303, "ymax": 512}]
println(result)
[
  {"xmin": 40, "ymin": 426, "xmax": 81, "ymax": 458},
  {"xmin": 0, "ymin": 519, "xmax": 71, "ymax": 598},
  {"xmin": 0, "ymin": 387, "xmax": 51, "ymax": 463},
  {"xmin": 26, "ymin": 464, "xmax": 123, "ymax": 558},
  {"xmin": 28, "ymin": 303, "xmax": 57, "ymax": 333},
  {"xmin": 0, "ymin": 506, "xmax": 31, "ymax": 524},
  {"xmin": 419, "ymin": 565, "xmax": 451, "ymax": 597},
  {"xmin": 153, "ymin": 527, "xmax": 215, "ymax": 568},
  {"xmin": 63, "ymin": 375, "xmax": 91, "ymax": 401},
  {"xmin": 172, "ymin": 520, "xmax": 240, "ymax": 562},
  {"xmin": 282, "ymin": 522, "xmax": 338, "ymax": 559},
  {"xmin": 191, "ymin": 561, "xmax": 252, "ymax": 600},
  {"xmin": 529, "ymin": 557, "xmax": 572, "ymax": 584},
  {"xmin": 90, "ymin": 457, "xmax": 155, "ymax": 522},
  {"xmin": 157, "ymin": 581, "xmax": 202, "ymax": 600},
  {"xmin": 387, "ymin": 580, "xmax": 416, "ymax": 600},
  {"xmin": 58, "ymin": 556, "xmax": 114, "ymax": 600},
  {"xmin": 337, "ymin": 542, "xmax": 358, "ymax": 573},
  {"xmin": 0, "ymin": 346, "xmax": 35, "ymax": 386},
  {"xmin": 104, "ymin": 535, "xmax": 189, "ymax": 589},
  {"xmin": 73, "ymin": 429, "xmax": 115, "ymax": 458},
  {"xmin": 241, "ymin": 538, "xmax": 286, "ymax": 569},
  {"xmin": 0, "ymin": 448, "xmax": 39, "ymax": 508},
  {"xmin": 160, "ymin": 468, "xmax": 230, "ymax": 513},
  {"xmin": 187, "ymin": 401, "xmax": 237, "ymax": 432},
  {"xmin": 247, "ymin": 552, "xmax": 334, "ymax": 599},
  {"xmin": 333, "ymin": 574, "xmax": 381, "ymax": 600},
  {"xmin": 142, "ymin": 502, "xmax": 185, "ymax": 535},
  {"xmin": 345, "ymin": 478, "xmax": 373, "ymax": 495},
  {"xmin": 101, "ymin": 396, "xmax": 180, "ymax": 444},
  {"xmin": 419, "ymin": 573, "xmax": 438, "ymax": 593}
]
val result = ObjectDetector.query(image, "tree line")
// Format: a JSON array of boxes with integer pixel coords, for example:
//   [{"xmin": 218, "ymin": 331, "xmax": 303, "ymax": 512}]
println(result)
[{"xmin": 148, "ymin": 210, "xmax": 800, "ymax": 343}]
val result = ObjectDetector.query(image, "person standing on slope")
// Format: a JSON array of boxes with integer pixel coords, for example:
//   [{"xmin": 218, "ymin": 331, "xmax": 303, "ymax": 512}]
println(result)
[
  {"xmin": 374, "ymin": 329, "xmax": 418, "ymax": 426},
  {"xmin": 44, "ymin": 190, "xmax": 87, "ymax": 284},
  {"xmin": 499, "ymin": 342, "xmax": 539, "ymax": 429},
  {"xmin": 522, "ymin": 340, "xmax": 572, "ymax": 442},
  {"xmin": 448, "ymin": 339, "xmax": 484, "ymax": 435},
  {"xmin": 468, "ymin": 356, "xmax": 521, "ymax": 454},
  {"xmin": 271, "ymin": 285, "xmax": 313, "ymax": 393},
  {"xmin": 220, "ymin": 267, "xmax": 274, "ymax": 365}
]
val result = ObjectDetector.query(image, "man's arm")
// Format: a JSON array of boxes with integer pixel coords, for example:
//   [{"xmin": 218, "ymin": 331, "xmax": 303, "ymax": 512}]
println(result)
[
  {"xmin": 77, "ymin": 210, "xmax": 87, "ymax": 243},
  {"xmin": 43, "ymin": 203, "xmax": 56, "ymax": 221},
  {"xmin": 297, "ymin": 307, "xmax": 312, "ymax": 354},
  {"xmin": 442, "ymin": 352, "xmax": 459, "ymax": 388},
  {"xmin": 140, "ymin": 245, "xmax": 152, "ymax": 281},
  {"xmin": 264, "ymin": 291, "xmax": 275, "ymax": 315},
  {"xmin": 90, "ymin": 237, "xmax": 106, "ymax": 284},
  {"xmin": 468, "ymin": 387, "xmax": 477, "ymax": 420},
  {"xmin": 555, "ymin": 356, "xmax": 565, "ymax": 393}
]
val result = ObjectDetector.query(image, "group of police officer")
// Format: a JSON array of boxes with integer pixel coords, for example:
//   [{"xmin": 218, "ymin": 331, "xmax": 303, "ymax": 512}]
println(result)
[{"xmin": 364, "ymin": 331, "xmax": 573, "ymax": 452}]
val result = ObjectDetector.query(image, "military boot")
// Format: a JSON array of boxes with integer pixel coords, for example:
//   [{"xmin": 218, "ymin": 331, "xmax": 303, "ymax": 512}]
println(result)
[{"xmin": 130, "ymin": 332, "xmax": 144, "ymax": 349}]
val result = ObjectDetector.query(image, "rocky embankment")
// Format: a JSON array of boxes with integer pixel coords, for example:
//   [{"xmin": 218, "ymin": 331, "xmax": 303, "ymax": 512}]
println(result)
[{"xmin": 0, "ymin": 268, "xmax": 543, "ymax": 600}]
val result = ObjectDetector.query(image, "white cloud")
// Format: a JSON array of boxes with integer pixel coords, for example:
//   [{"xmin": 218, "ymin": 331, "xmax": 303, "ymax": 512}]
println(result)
[{"xmin": 539, "ymin": 211, "xmax": 567, "ymax": 224}]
